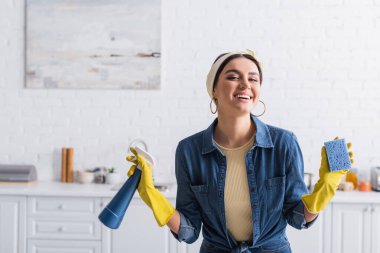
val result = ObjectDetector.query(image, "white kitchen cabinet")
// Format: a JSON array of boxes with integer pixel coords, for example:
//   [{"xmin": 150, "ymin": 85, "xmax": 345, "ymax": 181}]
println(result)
[
  {"xmin": 0, "ymin": 196, "xmax": 26, "ymax": 253},
  {"xmin": 330, "ymin": 202, "xmax": 380, "ymax": 253},
  {"xmin": 286, "ymin": 208, "xmax": 327, "ymax": 253},
  {"xmin": 1, "ymin": 182, "xmax": 380, "ymax": 253},
  {"xmin": 102, "ymin": 197, "xmax": 175, "ymax": 253},
  {"xmin": 101, "ymin": 196, "xmax": 204, "ymax": 253},
  {"xmin": 27, "ymin": 196, "xmax": 102, "ymax": 252},
  {"xmin": 28, "ymin": 239, "xmax": 101, "ymax": 253},
  {"xmin": 370, "ymin": 204, "xmax": 380, "ymax": 253},
  {"xmin": 331, "ymin": 203, "xmax": 371, "ymax": 253}
]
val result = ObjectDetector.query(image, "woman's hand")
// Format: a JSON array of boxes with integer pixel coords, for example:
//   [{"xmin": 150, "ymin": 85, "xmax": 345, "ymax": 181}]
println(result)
[
  {"xmin": 302, "ymin": 137, "xmax": 354, "ymax": 214},
  {"xmin": 126, "ymin": 147, "xmax": 155, "ymax": 194},
  {"xmin": 126, "ymin": 147, "xmax": 175, "ymax": 227}
]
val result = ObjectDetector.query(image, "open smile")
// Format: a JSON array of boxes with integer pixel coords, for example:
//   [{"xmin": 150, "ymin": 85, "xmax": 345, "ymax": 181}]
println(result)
[{"xmin": 234, "ymin": 94, "xmax": 253, "ymax": 102}]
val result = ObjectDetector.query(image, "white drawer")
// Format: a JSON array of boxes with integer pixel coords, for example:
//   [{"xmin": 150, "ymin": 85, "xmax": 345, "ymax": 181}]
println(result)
[
  {"xmin": 28, "ymin": 197, "xmax": 100, "ymax": 216},
  {"xmin": 28, "ymin": 217, "xmax": 101, "ymax": 240},
  {"xmin": 28, "ymin": 239, "xmax": 101, "ymax": 253}
]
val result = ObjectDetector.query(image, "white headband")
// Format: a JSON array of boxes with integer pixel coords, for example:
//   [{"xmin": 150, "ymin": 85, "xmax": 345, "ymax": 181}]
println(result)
[{"xmin": 206, "ymin": 49, "xmax": 262, "ymax": 99}]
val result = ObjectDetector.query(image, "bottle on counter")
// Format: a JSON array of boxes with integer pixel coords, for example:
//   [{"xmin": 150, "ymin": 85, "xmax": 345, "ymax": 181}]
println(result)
[{"xmin": 345, "ymin": 168, "xmax": 358, "ymax": 190}]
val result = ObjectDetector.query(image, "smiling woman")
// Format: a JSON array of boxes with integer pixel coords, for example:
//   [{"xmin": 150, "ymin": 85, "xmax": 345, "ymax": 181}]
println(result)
[
  {"xmin": 126, "ymin": 49, "xmax": 350, "ymax": 253},
  {"xmin": 165, "ymin": 49, "xmax": 318, "ymax": 253}
]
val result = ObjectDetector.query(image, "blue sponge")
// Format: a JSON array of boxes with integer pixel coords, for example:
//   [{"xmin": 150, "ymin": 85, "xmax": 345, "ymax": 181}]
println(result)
[{"xmin": 324, "ymin": 139, "xmax": 352, "ymax": 172}]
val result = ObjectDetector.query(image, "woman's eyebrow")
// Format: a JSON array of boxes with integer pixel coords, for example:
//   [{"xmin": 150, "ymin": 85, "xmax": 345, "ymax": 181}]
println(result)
[{"xmin": 224, "ymin": 69, "xmax": 259, "ymax": 76}]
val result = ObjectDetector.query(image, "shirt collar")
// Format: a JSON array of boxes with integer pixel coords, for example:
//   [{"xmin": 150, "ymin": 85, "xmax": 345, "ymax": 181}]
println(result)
[{"xmin": 201, "ymin": 113, "xmax": 274, "ymax": 155}]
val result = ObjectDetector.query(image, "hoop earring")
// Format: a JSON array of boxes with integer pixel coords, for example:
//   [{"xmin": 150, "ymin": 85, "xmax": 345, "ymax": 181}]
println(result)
[
  {"xmin": 210, "ymin": 98, "xmax": 218, "ymax": 114},
  {"xmin": 253, "ymin": 100, "xmax": 266, "ymax": 117}
]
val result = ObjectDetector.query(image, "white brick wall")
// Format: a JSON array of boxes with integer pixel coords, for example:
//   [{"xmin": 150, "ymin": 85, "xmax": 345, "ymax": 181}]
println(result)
[{"xmin": 1, "ymin": 0, "xmax": 380, "ymax": 182}]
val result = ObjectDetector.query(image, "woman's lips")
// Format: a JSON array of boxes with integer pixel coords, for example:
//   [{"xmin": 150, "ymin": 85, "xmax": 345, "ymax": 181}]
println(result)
[
  {"xmin": 234, "ymin": 95, "xmax": 252, "ymax": 103},
  {"xmin": 234, "ymin": 94, "xmax": 252, "ymax": 99}
]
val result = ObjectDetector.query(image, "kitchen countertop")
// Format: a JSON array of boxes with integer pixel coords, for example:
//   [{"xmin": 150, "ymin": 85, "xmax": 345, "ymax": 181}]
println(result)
[
  {"xmin": 0, "ymin": 181, "xmax": 379, "ymax": 203},
  {"xmin": 0, "ymin": 181, "xmax": 176, "ymax": 198},
  {"xmin": 333, "ymin": 190, "xmax": 380, "ymax": 203}
]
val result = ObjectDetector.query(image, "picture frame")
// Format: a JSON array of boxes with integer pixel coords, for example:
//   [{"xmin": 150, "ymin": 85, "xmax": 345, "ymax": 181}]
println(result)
[{"xmin": 25, "ymin": 0, "xmax": 161, "ymax": 89}]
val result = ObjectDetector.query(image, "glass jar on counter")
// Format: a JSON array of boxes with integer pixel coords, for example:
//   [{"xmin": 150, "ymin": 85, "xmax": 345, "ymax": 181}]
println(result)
[
  {"xmin": 93, "ymin": 167, "xmax": 107, "ymax": 184},
  {"xmin": 345, "ymin": 168, "xmax": 358, "ymax": 190}
]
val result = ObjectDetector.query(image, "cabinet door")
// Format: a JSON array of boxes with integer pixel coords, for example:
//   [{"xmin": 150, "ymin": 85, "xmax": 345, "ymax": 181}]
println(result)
[
  {"xmin": 286, "ymin": 208, "xmax": 325, "ymax": 253},
  {"xmin": 0, "ymin": 196, "xmax": 26, "ymax": 253},
  {"xmin": 28, "ymin": 239, "xmax": 101, "ymax": 253},
  {"xmin": 372, "ymin": 204, "xmax": 380, "ymax": 253},
  {"xmin": 102, "ymin": 197, "xmax": 171, "ymax": 253},
  {"xmin": 28, "ymin": 196, "xmax": 101, "ymax": 240},
  {"xmin": 331, "ymin": 203, "xmax": 371, "ymax": 253},
  {"xmin": 28, "ymin": 216, "xmax": 101, "ymax": 240}
]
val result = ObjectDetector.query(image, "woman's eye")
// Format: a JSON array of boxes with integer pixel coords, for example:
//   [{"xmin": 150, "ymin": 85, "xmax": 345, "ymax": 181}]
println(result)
[
  {"xmin": 249, "ymin": 79, "xmax": 258, "ymax": 82},
  {"xmin": 227, "ymin": 76, "xmax": 239, "ymax": 80}
]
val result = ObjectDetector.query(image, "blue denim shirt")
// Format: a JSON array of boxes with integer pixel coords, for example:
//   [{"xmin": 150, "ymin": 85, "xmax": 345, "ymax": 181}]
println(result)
[{"xmin": 171, "ymin": 114, "xmax": 316, "ymax": 252}]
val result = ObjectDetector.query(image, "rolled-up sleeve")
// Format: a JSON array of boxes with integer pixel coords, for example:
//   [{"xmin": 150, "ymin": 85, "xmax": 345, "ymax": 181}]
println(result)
[
  {"xmin": 170, "ymin": 142, "xmax": 202, "ymax": 243},
  {"xmin": 283, "ymin": 133, "xmax": 318, "ymax": 229}
]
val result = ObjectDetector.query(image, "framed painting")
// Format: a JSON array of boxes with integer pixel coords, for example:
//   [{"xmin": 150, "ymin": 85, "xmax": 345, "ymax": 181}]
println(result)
[{"xmin": 25, "ymin": 0, "xmax": 161, "ymax": 89}]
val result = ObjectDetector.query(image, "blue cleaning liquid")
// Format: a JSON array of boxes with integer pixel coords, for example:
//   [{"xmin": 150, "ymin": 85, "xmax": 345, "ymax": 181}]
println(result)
[{"xmin": 98, "ymin": 169, "xmax": 142, "ymax": 229}]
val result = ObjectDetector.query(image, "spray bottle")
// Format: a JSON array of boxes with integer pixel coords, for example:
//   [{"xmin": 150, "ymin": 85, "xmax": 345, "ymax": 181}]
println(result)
[{"xmin": 98, "ymin": 146, "xmax": 155, "ymax": 229}]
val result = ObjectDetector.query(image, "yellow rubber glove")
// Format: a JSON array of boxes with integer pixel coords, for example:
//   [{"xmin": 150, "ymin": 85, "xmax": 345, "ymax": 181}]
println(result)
[
  {"xmin": 126, "ymin": 147, "xmax": 175, "ymax": 227},
  {"xmin": 301, "ymin": 137, "xmax": 354, "ymax": 214}
]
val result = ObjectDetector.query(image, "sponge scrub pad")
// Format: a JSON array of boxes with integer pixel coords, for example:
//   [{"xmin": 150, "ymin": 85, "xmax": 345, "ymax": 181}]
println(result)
[{"xmin": 324, "ymin": 139, "xmax": 352, "ymax": 172}]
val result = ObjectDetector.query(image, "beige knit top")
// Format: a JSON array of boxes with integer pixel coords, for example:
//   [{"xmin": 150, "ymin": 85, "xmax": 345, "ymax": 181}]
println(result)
[{"xmin": 215, "ymin": 134, "xmax": 254, "ymax": 242}]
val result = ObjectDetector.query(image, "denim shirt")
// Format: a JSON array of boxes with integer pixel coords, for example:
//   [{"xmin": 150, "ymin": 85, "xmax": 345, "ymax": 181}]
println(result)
[{"xmin": 171, "ymin": 114, "xmax": 316, "ymax": 252}]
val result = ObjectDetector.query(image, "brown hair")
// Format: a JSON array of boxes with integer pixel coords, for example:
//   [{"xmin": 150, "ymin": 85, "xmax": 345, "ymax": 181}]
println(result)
[{"xmin": 212, "ymin": 53, "xmax": 263, "ymax": 91}]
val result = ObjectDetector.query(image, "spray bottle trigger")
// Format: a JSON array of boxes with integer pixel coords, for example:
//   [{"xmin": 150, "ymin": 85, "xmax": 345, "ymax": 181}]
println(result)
[{"xmin": 134, "ymin": 146, "xmax": 155, "ymax": 167}]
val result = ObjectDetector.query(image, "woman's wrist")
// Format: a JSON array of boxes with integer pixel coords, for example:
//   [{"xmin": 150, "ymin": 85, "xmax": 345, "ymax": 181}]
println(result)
[
  {"xmin": 303, "ymin": 206, "xmax": 318, "ymax": 223},
  {"xmin": 167, "ymin": 210, "xmax": 180, "ymax": 234}
]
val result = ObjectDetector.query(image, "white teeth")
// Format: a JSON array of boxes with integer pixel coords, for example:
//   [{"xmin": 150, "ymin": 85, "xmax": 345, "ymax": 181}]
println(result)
[{"xmin": 236, "ymin": 94, "xmax": 250, "ymax": 99}]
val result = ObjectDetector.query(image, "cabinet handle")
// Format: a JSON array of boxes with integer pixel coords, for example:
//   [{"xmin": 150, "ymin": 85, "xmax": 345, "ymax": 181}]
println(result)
[
  {"xmin": 364, "ymin": 207, "xmax": 369, "ymax": 212},
  {"xmin": 372, "ymin": 207, "xmax": 378, "ymax": 213},
  {"xmin": 58, "ymin": 226, "xmax": 65, "ymax": 232},
  {"xmin": 58, "ymin": 205, "xmax": 64, "ymax": 210}
]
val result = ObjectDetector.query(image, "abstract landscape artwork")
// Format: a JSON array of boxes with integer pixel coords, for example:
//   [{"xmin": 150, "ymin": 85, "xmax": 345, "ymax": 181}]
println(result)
[{"xmin": 26, "ymin": 0, "xmax": 161, "ymax": 89}]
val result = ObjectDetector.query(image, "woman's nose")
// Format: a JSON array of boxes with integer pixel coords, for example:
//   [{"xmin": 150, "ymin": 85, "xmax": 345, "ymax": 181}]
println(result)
[{"xmin": 239, "ymin": 79, "xmax": 249, "ymax": 89}]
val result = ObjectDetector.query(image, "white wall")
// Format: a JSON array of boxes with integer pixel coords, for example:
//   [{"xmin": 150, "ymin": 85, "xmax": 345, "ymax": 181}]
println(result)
[{"xmin": 1, "ymin": 0, "xmax": 380, "ymax": 182}]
